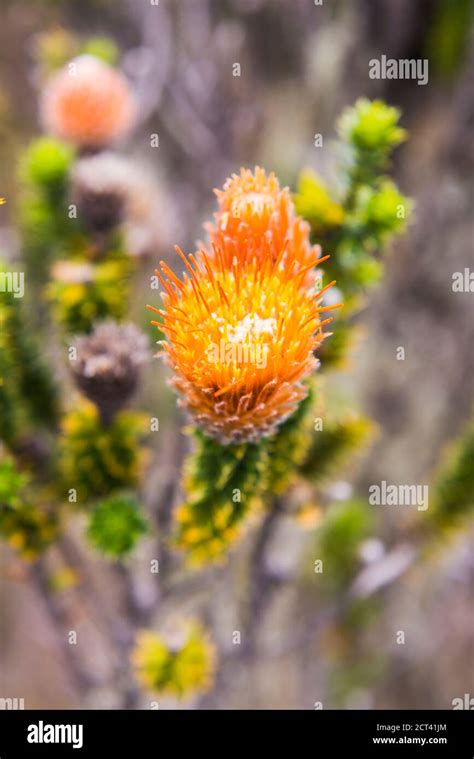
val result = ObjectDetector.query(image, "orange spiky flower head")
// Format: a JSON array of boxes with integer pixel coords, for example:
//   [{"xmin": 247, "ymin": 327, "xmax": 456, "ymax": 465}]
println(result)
[
  {"xmin": 149, "ymin": 244, "xmax": 337, "ymax": 445},
  {"xmin": 206, "ymin": 166, "xmax": 322, "ymax": 284},
  {"xmin": 40, "ymin": 55, "xmax": 136, "ymax": 149},
  {"xmin": 149, "ymin": 167, "xmax": 340, "ymax": 444}
]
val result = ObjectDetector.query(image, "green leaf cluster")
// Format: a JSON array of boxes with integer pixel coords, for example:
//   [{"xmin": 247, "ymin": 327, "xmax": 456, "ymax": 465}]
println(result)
[
  {"xmin": 87, "ymin": 493, "xmax": 148, "ymax": 557},
  {"xmin": 58, "ymin": 402, "xmax": 147, "ymax": 504},
  {"xmin": 175, "ymin": 429, "xmax": 270, "ymax": 565}
]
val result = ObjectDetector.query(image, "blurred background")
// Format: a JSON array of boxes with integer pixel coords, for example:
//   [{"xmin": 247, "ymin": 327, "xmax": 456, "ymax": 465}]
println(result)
[{"xmin": 0, "ymin": 0, "xmax": 473, "ymax": 709}]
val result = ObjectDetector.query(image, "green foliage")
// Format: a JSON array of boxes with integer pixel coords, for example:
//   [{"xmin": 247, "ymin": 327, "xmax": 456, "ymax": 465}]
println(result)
[
  {"xmin": 3, "ymin": 36, "xmax": 146, "ymax": 564},
  {"xmin": 346, "ymin": 179, "xmax": 413, "ymax": 248},
  {"xmin": 0, "ymin": 302, "xmax": 21, "ymax": 447},
  {"xmin": 430, "ymin": 419, "xmax": 474, "ymax": 528},
  {"xmin": 300, "ymin": 415, "xmax": 374, "ymax": 484},
  {"xmin": 425, "ymin": 0, "xmax": 474, "ymax": 77},
  {"xmin": 132, "ymin": 623, "xmax": 215, "ymax": 698},
  {"xmin": 87, "ymin": 494, "xmax": 148, "ymax": 557},
  {"xmin": 58, "ymin": 402, "xmax": 147, "ymax": 504},
  {"xmin": 47, "ymin": 255, "xmax": 131, "ymax": 334},
  {"xmin": 0, "ymin": 457, "xmax": 58, "ymax": 559},
  {"xmin": 267, "ymin": 381, "xmax": 317, "ymax": 494},
  {"xmin": 313, "ymin": 499, "xmax": 374, "ymax": 592},
  {"xmin": 20, "ymin": 137, "xmax": 74, "ymax": 191},
  {"xmin": 18, "ymin": 138, "xmax": 78, "ymax": 285},
  {"xmin": 35, "ymin": 28, "xmax": 119, "ymax": 75},
  {"xmin": 81, "ymin": 37, "xmax": 119, "ymax": 66},
  {"xmin": 0, "ymin": 288, "xmax": 58, "ymax": 431},
  {"xmin": 328, "ymin": 242, "xmax": 383, "ymax": 303},
  {"xmin": 295, "ymin": 98, "xmax": 412, "ymax": 357},
  {"xmin": 0, "ymin": 273, "xmax": 59, "ymax": 445},
  {"xmin": 294, "ymin": 170, "xmax": 344, "ymax": 238},
  {"xmin": 175, "ymin": 429, "xmax": 270, "ymax": 565},
  {"xmin": 337, "ymin": 98, "xmax": 407, "ymax": 185},
  {"xmin": 0, "ymin": 499, "xmax": 58, "ymax": 560},
  {"xmin": 0, "ymin": 456, "xmax": 27, "ymax": 506}
]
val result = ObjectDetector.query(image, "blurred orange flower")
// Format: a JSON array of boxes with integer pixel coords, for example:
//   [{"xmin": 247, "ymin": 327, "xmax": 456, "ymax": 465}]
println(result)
[{"xmin": 40, "ymin": 55, "xmax": 136, "ymax": 148}]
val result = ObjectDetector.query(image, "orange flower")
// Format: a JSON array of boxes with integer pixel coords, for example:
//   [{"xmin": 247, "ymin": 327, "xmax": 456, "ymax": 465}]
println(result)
[
  {"xmin": 149, "ymin": 243, "xmax": 338, "ymax": 444},
  {"xmin": 206, "ymin": 166, "xmax": 324, "ymax": 284},
  {"xmin": 40, "ymin": 55, "xmax": 136, "ymax": 148}
]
